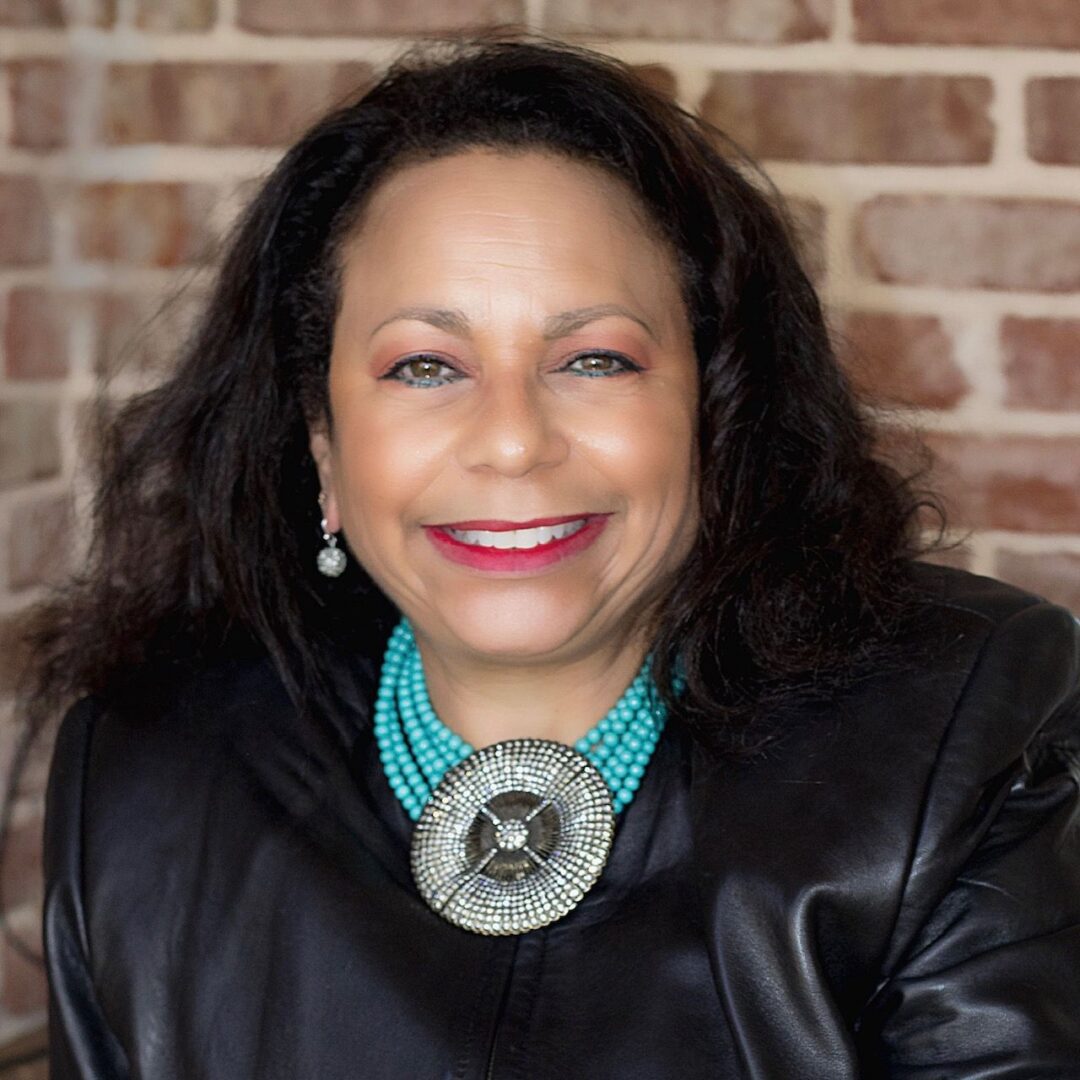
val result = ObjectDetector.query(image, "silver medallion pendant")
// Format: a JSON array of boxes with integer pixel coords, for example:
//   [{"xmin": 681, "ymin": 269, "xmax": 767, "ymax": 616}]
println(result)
[{"xmin": 410, "ymin": 738, "xmax": 616, "ymax": 936}]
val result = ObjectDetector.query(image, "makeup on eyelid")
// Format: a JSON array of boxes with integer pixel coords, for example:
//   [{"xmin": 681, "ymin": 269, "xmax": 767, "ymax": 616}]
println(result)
[
  {"xmin": 369, "ymin": 324, "xmax": 654, "ymax": 375},
  {"xmin": 380, "ymin": 350, "xmax": 643, "ymax": 386}
]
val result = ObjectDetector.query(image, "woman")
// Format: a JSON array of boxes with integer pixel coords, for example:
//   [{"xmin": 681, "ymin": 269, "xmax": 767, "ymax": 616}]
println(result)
[{"xmin": 23, "ymin": 32, "xmax": 1080, "ymax": 1078}]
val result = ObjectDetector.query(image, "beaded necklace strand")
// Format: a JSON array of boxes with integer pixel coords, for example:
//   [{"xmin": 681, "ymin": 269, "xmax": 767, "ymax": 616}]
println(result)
[{"xmin": 373, "ymin": 617, "xmax": 684, "ymax": 822}]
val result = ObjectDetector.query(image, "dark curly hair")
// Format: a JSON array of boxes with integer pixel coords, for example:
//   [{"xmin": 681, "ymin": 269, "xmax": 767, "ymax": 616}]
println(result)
[{"xmin": 8, "ymin": 28, "xmax": 948, "ymax": 959}]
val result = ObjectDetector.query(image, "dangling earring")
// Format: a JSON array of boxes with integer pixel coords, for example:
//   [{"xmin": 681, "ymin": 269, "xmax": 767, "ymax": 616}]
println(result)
[{"xmin": 316, "ymin": 494, "xmax": 347, "ymax": 577}]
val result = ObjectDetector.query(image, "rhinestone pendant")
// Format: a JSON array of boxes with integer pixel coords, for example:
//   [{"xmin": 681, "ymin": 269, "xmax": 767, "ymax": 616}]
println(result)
[
  {"xmin": 410, "ymin": 738, "xmax": 616, "ymax": 936},
  {"xmin": 316, "ymin": 545, "xmax": 347, "ymax": 577}
]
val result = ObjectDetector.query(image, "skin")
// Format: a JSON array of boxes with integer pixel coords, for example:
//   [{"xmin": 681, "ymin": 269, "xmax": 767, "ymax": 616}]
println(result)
[{"xmin": 310, "ymin": 148, "xmax": 700, "ymax": 749}]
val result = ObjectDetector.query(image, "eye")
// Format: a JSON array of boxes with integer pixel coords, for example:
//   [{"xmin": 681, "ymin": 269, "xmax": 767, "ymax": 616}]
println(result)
[
  {"xmin": 380, "ymin": 349, "xmax": 641, "ymax": 389},
  {"xmin": 380, "ymin": 354, "xmax": 462, "ymax": 389},
  {"xmin": 563, "ymin": 350, "xmax": 643, "ymax": 378}
]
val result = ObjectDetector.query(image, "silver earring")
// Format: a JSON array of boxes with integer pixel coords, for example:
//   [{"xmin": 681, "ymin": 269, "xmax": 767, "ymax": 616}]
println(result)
[{"xmin": 317, "ymin": 517, "xmax": 347, "ymax": 577}]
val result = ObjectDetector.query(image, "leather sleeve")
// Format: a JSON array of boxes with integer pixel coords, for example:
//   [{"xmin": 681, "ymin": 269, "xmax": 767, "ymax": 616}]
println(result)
[
  {"xmin": 43, "ymin": 698, "xmax": 132, "ymax": 1079},
  {"xmin": 856, "ymin": 605, "xmax": 1080, "ymax": 1076}
]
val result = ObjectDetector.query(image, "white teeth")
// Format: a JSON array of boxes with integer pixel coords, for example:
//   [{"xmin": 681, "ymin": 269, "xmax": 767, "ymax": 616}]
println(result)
[{"xmin": 445, "ymin": 519, "xmax": 590, "ymax": 549}]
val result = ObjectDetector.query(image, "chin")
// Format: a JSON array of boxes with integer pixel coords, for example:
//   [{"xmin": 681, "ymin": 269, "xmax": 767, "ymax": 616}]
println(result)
[{"xmin": 436, "ymin": 602, "xmax": 591, "ymax": 662}]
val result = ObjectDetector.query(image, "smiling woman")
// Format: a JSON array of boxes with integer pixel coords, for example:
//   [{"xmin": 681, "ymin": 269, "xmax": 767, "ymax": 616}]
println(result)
[
  {"xmin": 310, "ymin": 150, "xmax": 700, "ymax": 749},
  {"xmin": 12, "ymin": 29, "xmax": 1080, "ymax": 1080}
]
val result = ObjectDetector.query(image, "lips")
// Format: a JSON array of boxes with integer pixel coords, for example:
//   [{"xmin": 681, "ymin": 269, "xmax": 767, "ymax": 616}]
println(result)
[
  {"xmin": 434, "ymin": 514, "xmax": 595, "ymax": 532},
  {"xmin": 423, "ymin": 514, "xmax": 610, "ymax": 573}
]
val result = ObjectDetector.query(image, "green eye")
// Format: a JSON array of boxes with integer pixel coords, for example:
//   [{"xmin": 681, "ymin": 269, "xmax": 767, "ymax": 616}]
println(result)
[
  {"xmin": 565, "ymin": 351, "xmax": 641, "ymax": 377},
  {"xmin": 382, "ymin": 350, "xmax": 641, "ymax": 389},
  {"xmin": 403, "ymin": 358, "xmax": 445, "ymax": 379},
  {"xmin": 382, "ymin": 355, "xmax": 461, "ymax": 388}
]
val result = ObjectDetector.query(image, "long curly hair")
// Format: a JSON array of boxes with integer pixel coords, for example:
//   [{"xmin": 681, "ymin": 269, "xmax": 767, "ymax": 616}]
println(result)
[{"xmin": 9, "ymin": 32, "xmax": 948, "ymax": 952}]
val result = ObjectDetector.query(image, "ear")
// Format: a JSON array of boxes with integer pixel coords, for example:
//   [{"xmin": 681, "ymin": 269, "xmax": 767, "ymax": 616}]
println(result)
[{"xmin": 308, "ymin": 422, "xmax": 341, "ymax": 533}]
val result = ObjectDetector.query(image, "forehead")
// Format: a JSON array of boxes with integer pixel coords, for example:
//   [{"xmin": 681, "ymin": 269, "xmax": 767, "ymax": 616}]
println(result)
[{"xmin": 337, "ymin": 148, "xmax": 678, "ymax": 283}]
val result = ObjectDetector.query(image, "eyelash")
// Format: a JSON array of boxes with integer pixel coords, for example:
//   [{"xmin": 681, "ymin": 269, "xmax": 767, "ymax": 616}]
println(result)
[{"xmin": 380, "ymin": 350, "xmax": 642, "ymax": 389}]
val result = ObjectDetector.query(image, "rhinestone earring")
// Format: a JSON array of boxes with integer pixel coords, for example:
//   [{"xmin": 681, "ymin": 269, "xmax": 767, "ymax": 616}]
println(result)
[
  {"xmin": 317, "ymin": 519, "xmax": 347, "ymax": 577},
  {"xmin": 316, "ymin": 494, "xmax": 347, "ymax": 577}
]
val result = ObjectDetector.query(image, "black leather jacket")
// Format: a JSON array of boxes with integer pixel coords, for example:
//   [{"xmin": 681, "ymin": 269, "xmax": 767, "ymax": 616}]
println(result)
[{"xmin": 43, "ymin": 564, "xmax": 1080, "ymax": 1078}]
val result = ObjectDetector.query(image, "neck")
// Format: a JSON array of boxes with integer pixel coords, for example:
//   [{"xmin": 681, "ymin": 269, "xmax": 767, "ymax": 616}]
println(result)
[{"xmin": 411, "ymin": 629, "xmax": 652, "ymax": 750}]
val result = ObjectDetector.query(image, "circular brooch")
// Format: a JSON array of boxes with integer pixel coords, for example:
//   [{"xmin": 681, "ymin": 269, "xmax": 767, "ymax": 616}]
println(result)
[{"xmin": 410, "ymin": 738, "xmax": 616, "ymax": 936}]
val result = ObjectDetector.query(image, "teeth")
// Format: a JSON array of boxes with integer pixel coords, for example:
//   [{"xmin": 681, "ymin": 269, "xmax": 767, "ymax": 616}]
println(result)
[{"xmin": 445, "ymin": 519, "xmax": 589, "ymax": 549}]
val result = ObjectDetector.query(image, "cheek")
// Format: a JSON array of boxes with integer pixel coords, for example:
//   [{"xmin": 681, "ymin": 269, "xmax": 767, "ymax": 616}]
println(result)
[
  {"xmin": 327, "ymin": 402, "xmax": 449, "ymax": 543},
  {"xmin": 583, "ymin": 394, "xmax": 696, "ymax": 500},
  {"xmin": 330, "ymin": 449, "xmax": 420, "ymax": 590},
  {"xmin": 327, "ymin": 376, "xmax": 396, "ymax": 495},
  {"xmin": 325, "ymin": 399, "xmax": 400, "ymax": 525}
]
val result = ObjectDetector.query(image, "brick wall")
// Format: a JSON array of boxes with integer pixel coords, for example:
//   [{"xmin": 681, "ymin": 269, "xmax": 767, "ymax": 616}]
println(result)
[{"xmin": 1, "ymin": 0, "xmax": 1079, "ymax": 1046}]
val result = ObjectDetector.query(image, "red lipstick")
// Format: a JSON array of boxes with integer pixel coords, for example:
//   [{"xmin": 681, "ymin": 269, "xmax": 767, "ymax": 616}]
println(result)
[
  {"xmin": 424, "ymin": 514, "xmax": 610, "ymax": 573},
  {"xmin": 434, "ymin": 514, "xmax": 590, "ymax": 532}
]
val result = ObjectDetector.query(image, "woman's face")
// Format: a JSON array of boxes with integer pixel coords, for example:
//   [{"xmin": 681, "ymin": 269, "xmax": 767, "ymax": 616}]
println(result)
[{"xmin": 311, "ymin": 148, "xmax": 700, "ymax": 666}]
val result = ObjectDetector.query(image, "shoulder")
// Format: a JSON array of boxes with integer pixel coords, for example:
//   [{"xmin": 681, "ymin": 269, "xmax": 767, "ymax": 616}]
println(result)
[
  {"xmin": 903, "ymin": 561, "xmax": 1079, "ymax": 750},
  {"xmin": 859, "ymin": 563, "xmax": 1080, "ymax": 966},
  {"xmin": 44, "ymin": 635, "xmax": 381, "ymax": 858},
  {"xmin": 851, "ymin": 569, "xmax": 1080, "ymax": 1063},
  {"xmin": 690, "ymin": 561, "xmax": 1079, "ymax": 907},
  {"xmin": 910, "ymin": 557, "xmax": 1076, "ymax": 633},
  {"xmin": 745, "ymin": 561, "xmax": 1080, "ymax": 774},
  {"xmin": 828, "ymin": 562, "xmax": 1080, "ymax": 824},
  {"xmin": 43, "ymin": 651, "xmax": 327, "ymax": 927},
  {"xmin": 42, "ymin": 651, "xmax": 349, "ymax": 1058},
  {"xmin": 49, "ymin": 652, "xmax": 299, "ymax": 820},
  {"xmin": 687, "ymin": 563, "xmax": 1080, "ymax": 1024}
]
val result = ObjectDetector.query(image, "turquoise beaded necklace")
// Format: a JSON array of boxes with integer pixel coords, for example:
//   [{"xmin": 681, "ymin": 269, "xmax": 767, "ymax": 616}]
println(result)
[{"xmin": 373, "ymin": 616, "xmax": 683, "ymax": 822}]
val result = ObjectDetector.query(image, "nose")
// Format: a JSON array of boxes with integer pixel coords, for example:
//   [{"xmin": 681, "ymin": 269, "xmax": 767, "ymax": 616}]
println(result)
[{"xmin": 454, "ymin": 368, "xmax": 570, "ymax": 477}]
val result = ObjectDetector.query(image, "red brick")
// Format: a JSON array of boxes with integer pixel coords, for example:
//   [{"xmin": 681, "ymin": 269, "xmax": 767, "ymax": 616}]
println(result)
[
  {"xmin": 701, "ymin": 73, "xmax": 993, "ymax": 165},
  {"xmin": 856, "ymin": 197, "xmax": 1080, "ymax": 293},
  {"xmin": 0, "ymin": 613, "xmax": 32, "ymax": 696},
  {"xmin": 7, "ymin": 60, "xmax": 71, "ymax": 150},
  {"xmin": 8, "ymin": 493, "xmax": 72, "ymax": 592},
  {"xmin": 631, "ymin": 64, "xmax": 677, "ymax": 101},
  {"xmin": 0, "ymin": 721, "xmax": 56, "ymax": 809},
  {"xmin": 0, "ymin": 811, "xmax": 43, "ymax": 911},
  {"xmin": 74, "ymin": 182, "xmax": 219, "ymax": 267},
  {"xmin": 996, "ymin": 549, "xmax": 1080, "ymax": 612},
  {"xmin": 134, "ymin": 0, "xmax": 215, "ymax": 30},
  {"xmin": 0, "ymin": 177, "xmax": 49, "ymax": 266},
  {"xmin": 837, "ymin": 311, "xmax": 969, "ymax": 409},
  {"xmin": 1001, "ymin": 317, "xmax": 1080, "ymax": 411},
  {"xmin": 1027, "ymin": 79, "xmax": 1080, "ymax": 165},
  {"xmin": 0, "ymin": 0, "xmax": 112, "ymax": 25},
  {"xmin": 4, "ymin": 288, "xmax": 70, "ymax": 380},
  {"xmin": 869, "ymin": 422, "xmax": 938, "ymax": 507},
  {"xmin": 855, "ymin": 0, "xmax": 1080, "ymax": 48},
  {"xmin": 93, "ymin": 289, "xmax": 205, "ymax": 376},
  {"xmin": 0, "ymin": 0, "xmax": 64, "ymax": 26},
  {"xmin": 238, "ymin": 0, "xmax": 523, "ymax": 35},
  {"xmin": 1, "ymin": 907, "xmax": 46, "ymax": 1015},
  {"xmin": 0, "ymin": 402, "xmax": 61, "ymax": 492},
  {"xmin": 546, "ymin": 0, "xmax": 830, "ymax": 42},
  {"xmin": 924, "ymin": 434, "xmax": 1080, "ymax": 533},
  {"xmin": 87, "ymin": 0, "xmax": 116, "ymax": 24},
  {"xmin": 104, "ymin": 62, "xmax": 370, "ymax": 148}
]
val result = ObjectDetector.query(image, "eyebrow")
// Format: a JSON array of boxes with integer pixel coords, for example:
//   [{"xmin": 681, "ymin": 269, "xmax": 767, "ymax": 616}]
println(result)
[{"xmin": 368, "ymin": 304, "xmax": 660, "ymax": 343}]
